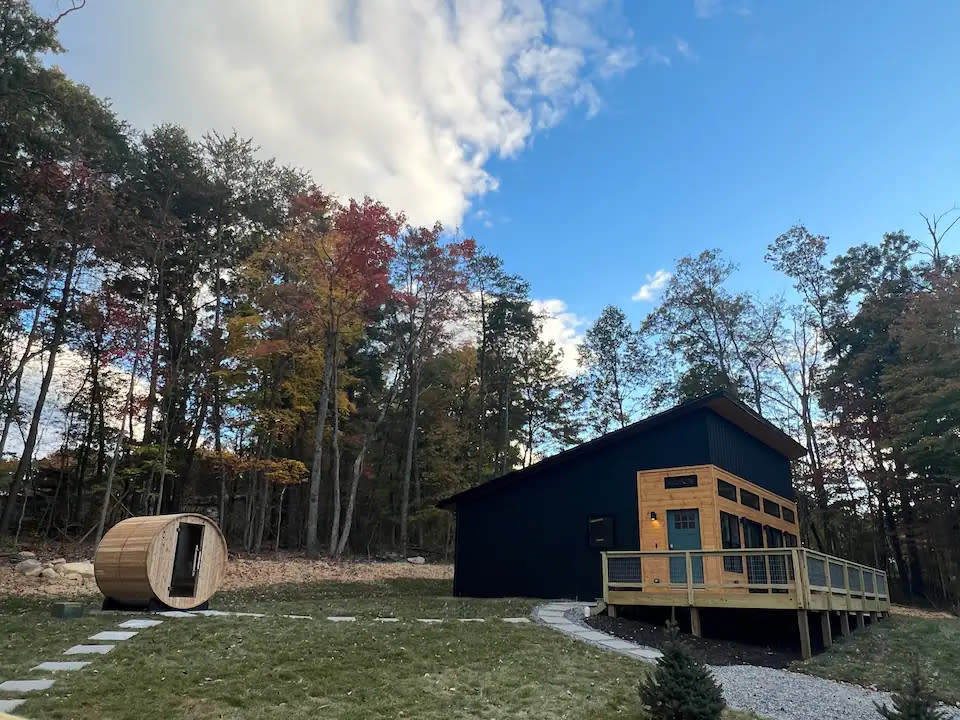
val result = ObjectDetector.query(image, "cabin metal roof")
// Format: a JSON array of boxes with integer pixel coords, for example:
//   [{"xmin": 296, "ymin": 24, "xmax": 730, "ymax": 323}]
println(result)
[{"xmin": 437, "ymin": 390, "xmax": 806, "ymax": 509}]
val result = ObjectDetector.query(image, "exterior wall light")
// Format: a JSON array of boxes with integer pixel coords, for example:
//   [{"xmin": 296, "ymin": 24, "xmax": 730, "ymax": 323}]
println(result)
[{"xmin": 649, "ymin": 511, "xmax": 657, "ymax": 520}]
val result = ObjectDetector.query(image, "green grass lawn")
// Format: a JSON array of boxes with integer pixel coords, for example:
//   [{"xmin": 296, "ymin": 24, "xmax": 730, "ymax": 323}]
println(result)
[
  {"xmin": 793, "ymin": 613, "xmax": 960, "ymax": 706},
  {"xmin": 0, "ymin": 579, "xmax": 758, "ymax": 719}
]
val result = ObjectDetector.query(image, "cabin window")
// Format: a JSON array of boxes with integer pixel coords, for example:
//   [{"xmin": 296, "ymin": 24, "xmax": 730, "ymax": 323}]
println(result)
[
  {"xmin": 664, "ymin": 474, "xmax": 698, "ymax": 489},
  {"xmin": 720, "ymin": 511, "xmax": 743, "ymax": 572},
  {"xmin": 588, "ymin": 516, "xmax": 615, "ymax": 549},
  {"xmin": 717, "ymin": 478, "xmax": 738, "ymax": 501},
  {"xmin": 782, "ymin": 507, "xmax": 796, "ymax": 524},
  {"xmin": 739, "ymin": 488, "xmax": 760, "ymax": 510},
  {"xmin": 763, "ymin": 499, "xmax": 781, "ymax": 518},
  {"xmin": 784, "ymin": 532, "xmax": 798, "ymax": 547},
  {"xmin": 671, "ymin": 510, "xmax": 698, "ymax": 529}
]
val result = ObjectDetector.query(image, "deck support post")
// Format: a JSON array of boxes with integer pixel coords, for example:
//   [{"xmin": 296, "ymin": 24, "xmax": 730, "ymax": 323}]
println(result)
[
  {"xmin": 690, "ymin": 607, "xmax": 702, "ymax": 638},
  {"xmin": 839, "ymin": 611, "xmax": 851, "ymax": 637},
  {"xmin": 869, "ymin": 611, "xmax": 878, "ymax": 624},
  {"xmin": 855, "ymin": 612, "xmax": 865, "ymax": 630},
  {"xmin": 820, "ymin": 611, "xmax": 832, "ymax": 649},
  {"xmin": 608, "ymin": 604, "xmax": 617, "ymax": 618},
  {"xmin": 797, "ymin": 610, "xmax": 812, "ymax": 660}
]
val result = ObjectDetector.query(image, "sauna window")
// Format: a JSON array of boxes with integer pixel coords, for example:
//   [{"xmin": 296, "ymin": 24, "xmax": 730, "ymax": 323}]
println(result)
[
  {"xmin": 588, "ymin": 516, "xmax": 614, "ymax": 549},
  {"xmin": 763, "ymin": 499, "xmax": 781, "ymax": 518},
  {"xmin": 169, "ymin": 522, "xmax": 204, "ymax": 597},
  {"xmin": 782, "ymin": 507, "xmax": 796, "ymax": 524},
  {"xmin": 717, "ymin": 478, "xmax": 738, "ymax": 501},
  {"xmin": 739, "ymin": 489, "xmax": 760, "ymax": 510},
  {"xmin": 720, "ymin": 511, "xmax": 743, "ymax": 573},
  {"xmin": 664, "ymin": 474, "xmax": 698, "ymax": 489},
  {"xmin": 784, "ymin": 532, "xmax": 798, "ymax": 547}
]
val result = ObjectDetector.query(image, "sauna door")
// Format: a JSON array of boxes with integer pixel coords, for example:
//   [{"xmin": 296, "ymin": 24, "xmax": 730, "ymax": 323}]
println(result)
[{"xmin": 667, "ymin": 509, "xmax": 703, "ymax": 584}]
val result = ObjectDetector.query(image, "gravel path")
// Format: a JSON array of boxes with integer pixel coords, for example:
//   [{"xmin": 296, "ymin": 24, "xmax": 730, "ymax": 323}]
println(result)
[{"xmin": 533, "ymin": 602, "xmax": 960, "ymax": 720}]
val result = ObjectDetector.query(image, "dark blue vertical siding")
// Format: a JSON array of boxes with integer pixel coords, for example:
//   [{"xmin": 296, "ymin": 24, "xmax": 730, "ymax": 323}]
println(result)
[
  {"xmin": 452, "ymin": 414, "xmax": 712, "ymax": 600},
  {"xmin": 705, "ymin": 411, "xmax": 793, "ymax": 499}
]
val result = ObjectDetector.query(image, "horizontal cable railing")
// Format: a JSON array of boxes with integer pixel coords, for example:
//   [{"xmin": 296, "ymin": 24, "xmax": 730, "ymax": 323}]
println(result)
[{"xmin": 601, "ymin": 547, "xmax": 889, "ymax": 609}]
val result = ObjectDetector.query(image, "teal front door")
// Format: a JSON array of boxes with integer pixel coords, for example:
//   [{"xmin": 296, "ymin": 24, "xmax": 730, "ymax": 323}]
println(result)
[{"xmin": 667, "ymin": 509, "xmax": 704, "ymax": 584}]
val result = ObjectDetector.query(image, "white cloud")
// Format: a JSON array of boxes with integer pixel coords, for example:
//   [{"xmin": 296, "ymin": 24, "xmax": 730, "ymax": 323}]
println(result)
[
  {"xmin": 631, "ymin": 269, "xmax": 672, "ymax": 302},
  {"xmin": 674, "ymin": 37, "xmax": 698, "ymax": 61},
  {"xmin": 640, "ymin": 46, "xmax": 672, "ymax": 67},
  {"xmin": 694, "ymin": 0, "xmax": 722, "ymax": 18},
  {"xmin": 62, "ymin": 0, "xmax": 637, "ymax": 226},
  {"xmin": 532, "ymin": 298, "xmax": 586, "ymax": 375}
]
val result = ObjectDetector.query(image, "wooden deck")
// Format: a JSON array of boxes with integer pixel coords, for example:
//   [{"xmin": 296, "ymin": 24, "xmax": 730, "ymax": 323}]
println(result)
[{"xmin": 601, "ymin": 548, "xmax": 890, "ymax": 658}]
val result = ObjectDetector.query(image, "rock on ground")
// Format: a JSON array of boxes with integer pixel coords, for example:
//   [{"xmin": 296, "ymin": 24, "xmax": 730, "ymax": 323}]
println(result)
[
  {"xmin": 58, "ymin": 561, "xmax": 95, "ymax": 578},
  {"xmin": 15, "ymin": 559, "xmax": 42, "ymax": 574},
  {"xmin": 406, "ymin": 556, "xmax": 426, "ymax": 565},
  {"xmin": 40, "ymin": 567, "xmax": 59, "ymax": 580}
]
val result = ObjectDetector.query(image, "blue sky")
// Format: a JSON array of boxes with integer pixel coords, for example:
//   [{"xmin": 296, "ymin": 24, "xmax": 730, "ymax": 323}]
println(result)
[{"xmin": 50, "ymin": 0, "xmax": 960, "ymax": 343}]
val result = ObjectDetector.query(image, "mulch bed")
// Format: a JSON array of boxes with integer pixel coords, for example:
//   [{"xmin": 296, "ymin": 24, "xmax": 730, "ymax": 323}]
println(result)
[{"xmin": 586, "ymin": 614, "xmax": 800, "ymax": 668}]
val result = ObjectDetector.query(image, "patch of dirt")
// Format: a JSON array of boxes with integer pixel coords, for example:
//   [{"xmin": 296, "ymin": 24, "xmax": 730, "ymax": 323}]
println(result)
[
  {"xmin": 586, "ymin": 614, "xmax": 800, "ymax": 668},
  {"xmin": 888, "ymin": 603, "xmax": 957, "ymax": 620},
  {"xmin": 0, "ymin": 550, "xmax": 452, "ymax": 599}
]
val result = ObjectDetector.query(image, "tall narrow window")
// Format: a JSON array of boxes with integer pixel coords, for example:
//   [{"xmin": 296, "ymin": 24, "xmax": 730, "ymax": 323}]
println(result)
[
  {"xmin": 588, "ymin": 516, "xmax": 614, "ymax": 548},
  {"xmin": 720, "ymin": 512, "xmax": 742, "ymax": 572}
]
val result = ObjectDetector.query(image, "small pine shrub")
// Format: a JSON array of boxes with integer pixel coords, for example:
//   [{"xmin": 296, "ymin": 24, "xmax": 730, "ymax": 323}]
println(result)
[
  {"xmin": 875, "ymin": 662, "xmax": 946, "ymax": 720},
  {"xmin": 637, "ymin": 621, "xmax": 725, "ymax": 720}
]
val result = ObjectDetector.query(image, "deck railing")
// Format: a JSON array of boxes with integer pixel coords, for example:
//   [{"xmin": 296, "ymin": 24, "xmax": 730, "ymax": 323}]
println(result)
[{"xmin": 601, "ymin": 547, "xmax": 890, "ymax": 612}]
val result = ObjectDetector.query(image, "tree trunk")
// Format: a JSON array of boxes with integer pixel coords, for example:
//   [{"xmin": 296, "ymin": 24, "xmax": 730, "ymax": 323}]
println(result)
[
  {"xmin": 0, "ymin": 253, "xmax": 56, "ymax": 459},
  {"xmin": 0, "ymin": 245, "xmax": 78, "ymax": 535},
  {"xmin": 328, "ymin": 348, "xmax": 341, "ymax": 555},
  {"xmin": 305, "ymin": 329, "xmax": 337, "ymax": 557},
  {"xmin": 399, "ymin": 354, "xmax": 422, "ymax": 557}
]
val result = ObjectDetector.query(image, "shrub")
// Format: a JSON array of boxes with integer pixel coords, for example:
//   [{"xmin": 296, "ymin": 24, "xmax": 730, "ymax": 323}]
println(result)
[
  {"xmin": 875, "ymin": 662, "xmax": 946, "ymax": 720},
  {"xmin": 637, "ymin": 621, "xmax": 725, "ymax": 720}
]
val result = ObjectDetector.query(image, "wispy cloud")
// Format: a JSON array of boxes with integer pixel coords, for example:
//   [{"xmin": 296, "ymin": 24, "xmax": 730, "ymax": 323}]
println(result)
[
  {"xmin": 694, "ymin": 0, "xmax": 722, "ymax": 18},
  {"xmin": 632, "ymin": 269, "xmax": 672, "ymax": 302},
  {"xmin": 640, "ymin": 46, "xmax": 672, "ymax": 67},
  {"xmin": 674, "ymin": 37, "xmax": 698, "ymax": 61}
]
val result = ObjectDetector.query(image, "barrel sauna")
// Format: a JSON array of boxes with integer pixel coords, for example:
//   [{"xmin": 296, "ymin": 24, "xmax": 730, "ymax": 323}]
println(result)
[{"xmin": 95, "ymin": 513, "xmax": 228, "ymax": 610}]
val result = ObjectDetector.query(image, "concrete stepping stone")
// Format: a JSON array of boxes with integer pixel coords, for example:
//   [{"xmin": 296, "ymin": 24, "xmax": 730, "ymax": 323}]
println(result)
[
  {"xmin": 326, "ymin": 616, "xmax": 356, "ymax": 622},
  {"xmin": 0, "ymin": 679, "xmax": 54, "ymax": 692},
  {"xmin": 155, "ymin": 611, "xmax": 195, "ymax": 618},
  {"xmin": 374, "ymin": 617, "xmax": 399, "ymax": 622},
  {"xmin": 281, "ymin": 614, "xmax": 314, "ymax": 620},
  {"xmin": 573, "ymin": 630, "xmax": 610, "ymax": 641},
  {"xmin": 89, "ymin": 631, "xmax": 137, "ymax": 641},
  {"xmin": 0, "ymin": 699, "xmax": 26, "ymax": 713},
  {"xmin": 194, "ymin": 610, "xmax": 236, "ymax": 617},
  {"xmin": 118, "ymin": 619, "xmax": 163, "ymax": 629},
  {"xmin": 600, "ymin": 639, "xmax": 638, "ymax": 651},
  {"xmin": 458, "ymin": 618, "xmax": 485, "ymax": 622},
  {"xmin": 230, "ymin": 612, "xmax": 266, "ymax": 617},
  {"xmin": 64, "ymin": 644, "xmax": 114, "ymax": 655},
  {"xmin": 628, "ymin": 647, "xmax": 663, "ymax": 660},
  {"xmin": 31, "ymin": 661, "xmax": 90, "ymax": 672},
  {"xmin": 416, "ymin": 618, "xmax": 443, "ymax": 624},
  {"xmin": 502, "ymin": 617, "xmax": 531, "ymax": 623}
]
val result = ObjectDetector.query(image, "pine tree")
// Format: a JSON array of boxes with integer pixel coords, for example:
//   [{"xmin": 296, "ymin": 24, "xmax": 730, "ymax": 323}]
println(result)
[
  {"xmin": 637, "ymin": 623, "xmax": 725, "ymax": 720},
  {"xmin": 875, "ymin": 662, "xmax": 946, "ymax": 720}
]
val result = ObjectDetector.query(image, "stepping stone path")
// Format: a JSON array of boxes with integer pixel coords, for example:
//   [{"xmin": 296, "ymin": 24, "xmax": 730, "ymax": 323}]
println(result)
[
  {"xmin": 0, "ymin": 699, "xmax": 25, "ymax": 714},
  {"xmin": 88, "ymin": 631, "xmax": 137, "ymax": 641},
  {"xmin": 327, "ymin": 616, "xmax": 356, "ymax": 622},
  {"xmin": 118, "ymin": 619, "xmax": 163, "ymax": 629},
  {"xmin": 0, "ymin": 679, "xmax": 54, "ymax": 692},
  {"xmin": 501, "ymin": 617, "xmax": 530, "ymax": 623},
  {"xmin": 416, "ymin": 618, "xmax": 443, "ymax": 624},
  {"xmin": 64, "ymin": 644, "xmax": 114, "ymax": 655},
  {"xmin": 31, "ymin": 661, "xmax": 89, "ymax": 672}
]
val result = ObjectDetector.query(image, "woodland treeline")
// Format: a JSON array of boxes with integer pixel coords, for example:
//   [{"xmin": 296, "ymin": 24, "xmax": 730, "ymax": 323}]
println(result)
[{"xmin": 2, "ymin": 2, "xmax": 958, "ymax": 605}]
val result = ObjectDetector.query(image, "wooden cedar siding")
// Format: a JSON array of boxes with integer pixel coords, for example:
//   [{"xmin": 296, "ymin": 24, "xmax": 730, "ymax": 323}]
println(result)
[
  {"xmin": 706, "ymin": 411, "xmax": 793, "ymax": 500},
  {"xmin": 635, "ymin": 464, "xmax": 799, "ymax": 589},
  {"xmin": 452, "ymin": 413, "xmax": 713, "ymax": 600}
]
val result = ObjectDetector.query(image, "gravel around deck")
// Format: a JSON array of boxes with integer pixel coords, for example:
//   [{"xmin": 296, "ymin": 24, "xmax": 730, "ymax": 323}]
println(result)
[{"xmin": 534, "ymin": 602, "xmax": 960, "ymax": 720}]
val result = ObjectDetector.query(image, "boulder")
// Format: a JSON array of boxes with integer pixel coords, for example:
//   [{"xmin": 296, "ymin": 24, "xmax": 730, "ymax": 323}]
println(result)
[
  {"xmin": 12, "ymin": 550, "xmax": 36, "ymax": 563},
  {"xmin": 58, "ymin": 561, "xmax": 95, "ymax": 578},
  {"xmin": 406, "ymin": 556, "xmax": 426, "ymax": 565},
  {"xmin": 23, "ymin": 565, "xmax": 44, "ymax": 577},
  {"xmin": 52, "ymin": 558, "xmax": 66, "ymax": 565},
  {"xmin": 40, "ymin": 567, "xmax": 59, "ymax": 580},
  {"xmin": 63, "ymin": 573, "xmax": 83, "ymax": 583},
  {"xmin": 15, "ymin": 559, "xmax": 42, "ymax": 574}
]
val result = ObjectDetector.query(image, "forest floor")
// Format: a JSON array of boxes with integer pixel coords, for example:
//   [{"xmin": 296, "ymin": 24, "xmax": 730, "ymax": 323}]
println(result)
[
  {"xmin": 793, "ymin": 612, "xmax": 960, "ymax": 707},
  {"xmin": 0, "ymin": 577, "xmax": 759, "ymax": 720}
]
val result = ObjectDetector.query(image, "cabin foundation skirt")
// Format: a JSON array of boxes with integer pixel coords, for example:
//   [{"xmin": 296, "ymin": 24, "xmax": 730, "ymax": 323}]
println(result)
[{"xmin": 94, "ymin": 513, "xmax": 228, "ymax": 610}]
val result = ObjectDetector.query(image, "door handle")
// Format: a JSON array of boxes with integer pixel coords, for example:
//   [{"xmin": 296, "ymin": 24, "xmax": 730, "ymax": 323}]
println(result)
[{"xmin": 669, "ymin": 544, "xmax": 674, "ymax": 550}]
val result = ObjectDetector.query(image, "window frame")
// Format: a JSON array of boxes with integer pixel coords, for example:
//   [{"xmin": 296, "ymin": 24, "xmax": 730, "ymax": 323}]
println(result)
[
  {"xmin": 664, "ymin": 474, "xmax": 698, "ymax": 490},
  {"xmin": 720, "ymin": 511, "xmax": 743, "ymax": 573},
  {"xmin": 763, "ymin": 498, "xmax": 782, "ymax": 518},
  {"xmin": 782, "ymin": 507, "xmax": 796, "ymax": 524},
  {"xmin": 717, "ymin": 478, "xmax": 738, "ymax": 502},
  {"xmin": 739, "ymin": 488, "xmax": 761, "ymax": 511}
]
